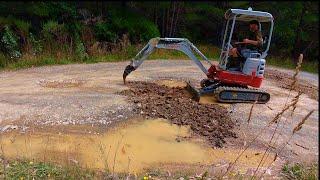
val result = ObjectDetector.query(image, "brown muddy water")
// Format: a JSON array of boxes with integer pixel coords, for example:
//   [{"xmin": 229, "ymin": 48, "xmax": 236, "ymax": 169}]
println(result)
[{"xmin": 1, "ymin": 118, "xmax": 274, "ymax": 174}]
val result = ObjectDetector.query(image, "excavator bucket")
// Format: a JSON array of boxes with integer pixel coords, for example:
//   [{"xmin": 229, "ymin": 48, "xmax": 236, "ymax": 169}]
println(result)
[
  {"xmin": 123, "ymin": 65, "xmax": 135, "ymax": 84},
  {"xmin": 186, "ymin": 81, "xmax": 201, "ymax": 102}
]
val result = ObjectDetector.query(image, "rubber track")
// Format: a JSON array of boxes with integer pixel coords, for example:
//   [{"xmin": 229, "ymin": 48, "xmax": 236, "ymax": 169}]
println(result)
[{"xmin": 214, "ymin": 86, "xmax": 270, "ymax": 103}]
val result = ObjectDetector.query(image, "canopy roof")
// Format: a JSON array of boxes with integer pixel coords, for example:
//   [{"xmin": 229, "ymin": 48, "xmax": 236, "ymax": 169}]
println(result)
[{"xmin": 225, "ymin": 8, "xmax": 273, "ymax": 22}]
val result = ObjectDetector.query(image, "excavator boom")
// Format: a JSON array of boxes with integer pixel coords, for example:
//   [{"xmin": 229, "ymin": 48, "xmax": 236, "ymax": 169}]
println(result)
[{"xmin": 123, "ymin": 37, "xmax": 213, "ymax": 83}]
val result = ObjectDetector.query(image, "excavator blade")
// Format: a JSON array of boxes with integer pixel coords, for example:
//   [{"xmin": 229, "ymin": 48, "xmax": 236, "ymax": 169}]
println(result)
[
  {"xmin": 186, "ymin": 81, "xmax": 201, "ymax": 102},
  {"xmin": 123, "ymin": 65, "xmax": 136, "ymax": 84}
]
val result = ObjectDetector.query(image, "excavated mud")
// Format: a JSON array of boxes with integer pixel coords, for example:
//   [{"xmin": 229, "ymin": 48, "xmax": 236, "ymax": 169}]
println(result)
[
  {"xmin": 264, "ymin": 69, "xmax": 318, "ymax": 100},
  {"xmin": 120, "ymin": 81, "xmax": 237, "ymax": 147}
]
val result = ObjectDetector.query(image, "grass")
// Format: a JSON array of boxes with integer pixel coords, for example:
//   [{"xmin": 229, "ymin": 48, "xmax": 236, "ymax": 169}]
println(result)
[
  {"xmin": 1, "ymin": 159, "xmax": 99, "ymax": 179},
  {"xmin": 0, "ymin": 44, "xmax": 318, "ymax": 74},
  {"xmin": 268, "ymin": 56, "xmax": 318, "ymax": 74},
  {"xmin": 281, "ymin": 163, "xmax": 318, "ymax": 180},
  {"xmin": 3, "ymin": 159, "xmax": 317, "ymax": 179}
]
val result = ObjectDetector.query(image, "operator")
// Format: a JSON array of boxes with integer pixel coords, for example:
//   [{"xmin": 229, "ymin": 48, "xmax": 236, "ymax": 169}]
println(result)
[{"xmin": 229, "ymin": 20, "xmax": 263, "ymax": 59}]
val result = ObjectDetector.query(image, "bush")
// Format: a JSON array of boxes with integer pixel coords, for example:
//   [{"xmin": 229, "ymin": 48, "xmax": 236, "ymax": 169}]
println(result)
[
  {"xmin": 0, "ymin": 53, "xmax": 6, "ymax": 67},
  {"xmin": 111, "ymin": 13, "xmax": 160, "ymax": 43},
  {"xmin": 93, "ymin": 10, "xmax": 160, "ymax": 43},
  {"xmin": 0, "ymin": 25, "xmax": 21, "ymax": 58},
  {"xmin": 29, "ymin": 32, "xmax": 43, "ymax": 55},
  {"xmin": 0, "ymin": 16, "xmax": 31, "ymax": 34},
  {"xmin": 41, "ymin": 20, "xmax": 70, "ymax": 53},
  {"xmin": 94, "ymin": 22, "xmax": 118, "ymax": 42},
  {"xmin": 75, "ymin": 41, "xmax": 88, "ymax": 60},
  {"xmin": 41, "ymin": 20, "xmax": 63, "ymax": 39}
]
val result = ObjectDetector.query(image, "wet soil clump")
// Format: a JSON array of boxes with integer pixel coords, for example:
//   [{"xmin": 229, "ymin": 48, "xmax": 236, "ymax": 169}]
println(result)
[
  {"xmin": 120, "ymin": 81, "xmax": 237, "ymax": 147},
  {"xmin": 264, "ymin": 69, "xmax": 318, "ymax": 100}
]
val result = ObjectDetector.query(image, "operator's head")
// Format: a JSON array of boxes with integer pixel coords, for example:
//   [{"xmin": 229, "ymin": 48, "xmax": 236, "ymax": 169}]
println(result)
[{"xmin": 249, "ymin": 20, "xmax": 259, "ymax": 31}]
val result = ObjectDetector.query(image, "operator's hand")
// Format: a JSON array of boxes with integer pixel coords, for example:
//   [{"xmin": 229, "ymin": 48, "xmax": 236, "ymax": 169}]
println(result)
[{"xmin": 243, "ymin": 38, "xmax": 250, "ymax": 44}]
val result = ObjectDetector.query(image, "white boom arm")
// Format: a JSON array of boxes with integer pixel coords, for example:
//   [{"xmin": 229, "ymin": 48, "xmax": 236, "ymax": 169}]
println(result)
[{"xmin": 123, "ymin": 37, "xmax": 212, "ymax": 83}]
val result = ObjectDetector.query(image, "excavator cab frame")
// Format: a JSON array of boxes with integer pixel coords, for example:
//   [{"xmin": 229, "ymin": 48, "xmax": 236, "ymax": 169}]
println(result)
[{"xmin": 219, "ymin": 8, "xmax": 274, "ymax": 70}]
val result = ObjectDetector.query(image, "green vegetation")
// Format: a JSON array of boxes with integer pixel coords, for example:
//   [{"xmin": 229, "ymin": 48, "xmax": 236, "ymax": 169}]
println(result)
[
  {"xmin": 282, "ymin": 163, "xmax": 318, "ymax": 180},
  {"xmin": 3, "ymin": 159, "xmax": 317, "ymax": 179},
  {"xmin": 0, "ymin": 2, "xmax": 318, "ymax": 73},
  {"xmin": 268, "ymin": 57, "xmax": 319, "ymax": 73},
  {"xmin": 3, "ymin": 44, "xmax": 317, "ymax": 74},
  {"xmin": 1, "ymin": 160, "xmax": 98, "ymax": 179}
]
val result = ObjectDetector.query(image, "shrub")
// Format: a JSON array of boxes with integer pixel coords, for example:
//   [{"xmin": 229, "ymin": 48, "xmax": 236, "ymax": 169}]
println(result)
[
  {"xmin": 75, "ymin": 41, "xmax": 88, "ymax": 60},
  {"xmin": 41, "ymin": 21, "xmax": 61, "ymax": 39},
  {"xmin": 29, "ymin": 32, "xmax": 43, "ymax": 55},
  {"xmin": 0, "ymin": 53, "xmax": 6, "ymax": 67},
  {"xmin": 0, "ymin": 16, "xmax": 31, "ymax": 34},
  {"xmin": 94, "ymin": 22, "xmax": 118, "ymax": 42},
  {"xmin": 74, "ymin": 32, "xmax": 88, "ymax": 60},
  {"xmin": 0, "ymin": 25, "xmax": 21, "ymax": 58},
  {"xmin": 111, "ymin": 13, "xmax": 160, "ymax": 43}
]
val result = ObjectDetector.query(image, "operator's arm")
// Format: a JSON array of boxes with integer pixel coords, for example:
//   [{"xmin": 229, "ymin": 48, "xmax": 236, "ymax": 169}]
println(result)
[{"xmin": 243, "ymin": 31, "xmax": 263, "ymax": 47}]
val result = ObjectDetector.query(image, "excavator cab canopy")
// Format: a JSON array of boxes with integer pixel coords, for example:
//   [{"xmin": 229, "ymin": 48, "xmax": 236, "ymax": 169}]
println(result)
[
  {"xmin": 219, "ymin": 8, "xmax": 274, "ymax": 70},
  {"xmin": 224, "ymin": 8, "xmax": 273, "ymax": 22}
]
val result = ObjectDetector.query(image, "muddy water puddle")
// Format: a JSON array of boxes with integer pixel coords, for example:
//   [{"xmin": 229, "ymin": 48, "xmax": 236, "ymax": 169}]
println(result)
[{"xmin": 1, "ymin": 118, "xmax": 274, "ymax": 173}]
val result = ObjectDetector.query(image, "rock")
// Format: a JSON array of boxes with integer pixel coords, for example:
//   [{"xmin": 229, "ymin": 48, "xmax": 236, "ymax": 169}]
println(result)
[{"xmin": 1, "ymin": 125, "xmax": 18, "ymax": 132}]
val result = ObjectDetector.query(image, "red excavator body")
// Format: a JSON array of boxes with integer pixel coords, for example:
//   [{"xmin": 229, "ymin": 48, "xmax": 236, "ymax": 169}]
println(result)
[{"xmin": 207, "ymin": 65, "xmax": 263, "ymax": 88}]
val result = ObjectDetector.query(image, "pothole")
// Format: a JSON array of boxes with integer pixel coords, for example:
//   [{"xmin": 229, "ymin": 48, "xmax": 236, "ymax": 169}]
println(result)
[
  {"xmin": 1, "ymin": 118, "xmax": 274, "ymax": 174},
  {"xmin": 120, "ymin": 81, "xmax": 237, "ymax": 147}
]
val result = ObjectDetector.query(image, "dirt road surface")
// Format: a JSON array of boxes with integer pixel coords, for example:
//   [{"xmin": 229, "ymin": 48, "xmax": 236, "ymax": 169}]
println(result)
[{"xmin": 0, "ymin": 60, "xmax": 318, "ymax": 176}]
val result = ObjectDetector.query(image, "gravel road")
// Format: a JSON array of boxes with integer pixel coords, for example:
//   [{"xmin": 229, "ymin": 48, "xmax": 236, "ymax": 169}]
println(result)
[{"xmin": 0, "ymin": 60, "xmax": 318, "ymax": 165}]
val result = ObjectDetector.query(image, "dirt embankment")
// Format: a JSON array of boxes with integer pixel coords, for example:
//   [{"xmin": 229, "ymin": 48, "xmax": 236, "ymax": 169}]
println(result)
[
  {"xmin": 120, "ymin": 81, "xmax": 237, "ymax": 147},
  {"xmin": 264, "ymin": 69, "xmax": 318, "ymax": 100}
]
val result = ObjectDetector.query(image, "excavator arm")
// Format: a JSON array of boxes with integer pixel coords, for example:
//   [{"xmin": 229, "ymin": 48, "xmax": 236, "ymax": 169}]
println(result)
[{"xmin": 123, "ymin": 37, "xmax": 213, "ymax": 83}]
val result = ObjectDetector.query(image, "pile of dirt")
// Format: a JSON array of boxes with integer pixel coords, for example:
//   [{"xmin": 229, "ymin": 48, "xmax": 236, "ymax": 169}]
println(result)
[
  {"xmin": 120, "ymin": 81, "xmax": 237, "ymax": 147},
  {"xmin": 264, "ymin": 69, "xmax": 318, "ymax": 100}
]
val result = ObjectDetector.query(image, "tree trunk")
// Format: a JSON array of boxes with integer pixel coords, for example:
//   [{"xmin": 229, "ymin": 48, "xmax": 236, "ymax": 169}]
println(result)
[
  {"xmin": 162, "ymin": 8, "xmax": 166, "ymax": 37},
  {"xmin": 169, "ymin": 1, "xmax": 175, "ymax": 37},
  {"xmin": 172, "ymin": 2, "xmax": 181, "ymax": 37},
  {"xmin": 166, "ymin": 4, "xmax": 170, "ymax": 37},
  {"xmin": 249, "ymin": 1, "xmax": 256, "ymax": 8},
  {"xmin": 291, "ymin": 3, "xmax": 308, "ymax": 63},
  {"xmin": 153, "ymin": 1, "xmax": 157, "ymax": 25}
]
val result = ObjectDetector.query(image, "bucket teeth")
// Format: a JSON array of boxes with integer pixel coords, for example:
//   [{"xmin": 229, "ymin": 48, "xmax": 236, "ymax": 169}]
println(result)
[{"xmin": 186, "ymin": 81, "xmax": 201, "ymax": 102}]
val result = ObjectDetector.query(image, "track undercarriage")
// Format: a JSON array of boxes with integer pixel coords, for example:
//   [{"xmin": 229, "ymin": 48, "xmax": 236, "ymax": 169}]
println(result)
[{"xmin": 186, "ymin": 79, "xmax": 270, "ymax": 103}]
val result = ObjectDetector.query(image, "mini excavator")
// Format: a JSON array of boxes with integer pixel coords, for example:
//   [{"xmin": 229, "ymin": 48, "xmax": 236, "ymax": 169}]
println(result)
[{"xmin": 123, "ymin": 8, "xmax": 274, "ymax": 103}]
